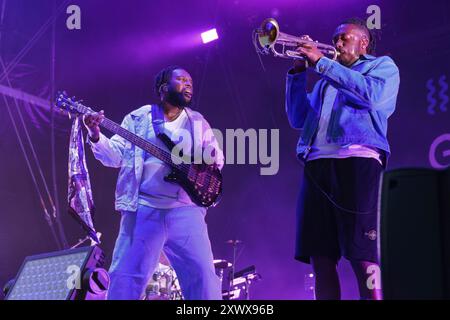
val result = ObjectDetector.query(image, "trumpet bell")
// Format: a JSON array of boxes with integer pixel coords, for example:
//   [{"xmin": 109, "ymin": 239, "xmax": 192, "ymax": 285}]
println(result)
[
  {"xmin": 257, "ymin": 18, "xmax": 280, "ymax": 48},
  {"xmin": 253, "ymin": 18, "xmax": 339, "ymax": 61}
]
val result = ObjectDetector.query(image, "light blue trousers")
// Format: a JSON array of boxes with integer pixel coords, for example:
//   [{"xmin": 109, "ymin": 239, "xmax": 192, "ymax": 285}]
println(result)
[{"xmin": 107, "ymin": 204, "xmax": 222, "ymax": 300}]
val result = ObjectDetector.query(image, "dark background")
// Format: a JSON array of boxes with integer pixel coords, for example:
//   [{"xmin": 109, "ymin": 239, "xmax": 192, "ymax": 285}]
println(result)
[{"xmin": 0, "ymin": 0, "xmax": 449, "ymax": 299}]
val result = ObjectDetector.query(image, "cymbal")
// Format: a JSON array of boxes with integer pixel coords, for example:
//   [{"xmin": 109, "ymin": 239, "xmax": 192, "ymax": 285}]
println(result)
[{"xmin": 213, "ymin": 259, "xmax": 232, "ymax": 269}]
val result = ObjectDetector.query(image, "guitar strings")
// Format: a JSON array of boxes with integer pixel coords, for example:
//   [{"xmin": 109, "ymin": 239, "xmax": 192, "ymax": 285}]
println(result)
[{"xmin": 60, "ymin": 97, "xmax": 222, "ymax": 197}]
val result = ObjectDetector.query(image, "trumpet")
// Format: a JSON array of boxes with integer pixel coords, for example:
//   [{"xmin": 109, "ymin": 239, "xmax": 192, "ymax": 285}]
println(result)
[{"xmin": 253, "ymin": 18, "xmax": 339, "ymax": 60}]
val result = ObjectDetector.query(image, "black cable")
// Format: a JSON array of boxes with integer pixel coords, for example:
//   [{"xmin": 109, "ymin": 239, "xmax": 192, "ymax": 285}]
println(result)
[
  {"xmin": 2, "ymin": 93, "xmax": 62, "ymax": 249},
  {"xmin": 0, "ymin": 0, "xmax": 70, "ymax": 83},
  {"xmin": 51, "ymin": 0, "xmax": 68, "ymax": 249},
  {"xmin": 0, "ymin": 0, "xmax": 71, "ymax": 249},
  {"xmin": 300, "ymin": 159, "xmax": 378, "ymax": 215}
]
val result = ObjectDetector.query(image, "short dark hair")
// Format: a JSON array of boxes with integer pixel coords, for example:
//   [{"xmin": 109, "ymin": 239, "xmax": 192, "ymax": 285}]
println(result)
[
  {"xmin": 339, "ymin": 17, "xmax": 377, "ymax": 54},
  {"xmin": 154, "ymin": 65, "xmax": 182, "ymax": 95}
]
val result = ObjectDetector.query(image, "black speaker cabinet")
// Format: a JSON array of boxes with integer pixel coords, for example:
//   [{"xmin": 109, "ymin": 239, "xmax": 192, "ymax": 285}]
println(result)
[{"xmin": 379, "ymin": 167, "xmax": 450, "ymax": 299}]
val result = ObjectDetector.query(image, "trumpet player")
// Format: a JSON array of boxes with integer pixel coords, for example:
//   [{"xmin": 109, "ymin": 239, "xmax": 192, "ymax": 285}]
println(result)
[{"xmin": 285, "ymin": 18, "xmax": 400, "ymax": 300}]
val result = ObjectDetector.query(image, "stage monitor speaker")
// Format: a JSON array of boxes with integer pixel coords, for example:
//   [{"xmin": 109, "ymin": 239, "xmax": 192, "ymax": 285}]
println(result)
[
  {"xmin": 379, "ymin": 167, "xmax": 450, "ymax": 299},
  {"xmin": 4, "ymin": 245, "xmax": 109, "ymax": 300}
]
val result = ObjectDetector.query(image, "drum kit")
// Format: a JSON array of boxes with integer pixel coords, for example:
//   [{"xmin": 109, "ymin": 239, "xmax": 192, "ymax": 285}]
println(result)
[
  {"xmin": 144, "ymin": 263, "xmax": 182, "ymax": 300},
  {"xmin": 144, "ymin": 240, "xmax": 261, "ymax": 300},
  {"xmin": 144, "ymin": 253, "xmax": 182, "ymax": 300},
  {"xmin": 143, "ymin": 257, "xmax": 235, "ymax": 300}
]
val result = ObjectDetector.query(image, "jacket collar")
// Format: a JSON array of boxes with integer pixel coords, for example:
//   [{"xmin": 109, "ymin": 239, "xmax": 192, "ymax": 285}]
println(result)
[
  {"xmin": 349, "ymin": 54, "xmax": 377, "ymax": 68},
  {"xmin": 361, "ymin": 54, "xmax": 376, "ymax": 60},
  {"xmin": 130, "ymin": 104, "xmax": 151, "ymax": 117}
]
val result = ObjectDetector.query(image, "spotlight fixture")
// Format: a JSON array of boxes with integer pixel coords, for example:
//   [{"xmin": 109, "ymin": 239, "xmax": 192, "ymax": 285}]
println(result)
[{"xmin": 201, "ymin": 28, "xmax": 219, "ymax": 44}]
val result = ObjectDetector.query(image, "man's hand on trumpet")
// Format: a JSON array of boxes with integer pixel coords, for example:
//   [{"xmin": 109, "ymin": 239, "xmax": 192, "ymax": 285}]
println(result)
[{"xmin": 294, "ymin": 35, "xmax": 324, "ymax": 68}]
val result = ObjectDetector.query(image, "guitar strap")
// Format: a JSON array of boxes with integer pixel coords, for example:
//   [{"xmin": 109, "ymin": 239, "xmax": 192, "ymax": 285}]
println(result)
[{"xmin": 151, "ymin": 104, "xmax": 182, "ymax": 155}]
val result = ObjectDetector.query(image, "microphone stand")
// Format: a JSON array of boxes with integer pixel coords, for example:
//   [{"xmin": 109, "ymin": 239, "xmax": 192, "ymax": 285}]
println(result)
[{"xmin": 226, "ymin": 239, "xmax": 242, "ymax": 299}]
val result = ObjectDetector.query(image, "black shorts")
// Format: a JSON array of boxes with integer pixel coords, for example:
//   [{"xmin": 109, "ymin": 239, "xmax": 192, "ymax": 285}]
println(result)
[{"xmin": 295, "ymin": 157, "xmax": 383, "ymax": 264}]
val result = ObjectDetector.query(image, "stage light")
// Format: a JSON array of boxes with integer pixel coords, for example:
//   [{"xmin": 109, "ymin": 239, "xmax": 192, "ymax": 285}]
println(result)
[
  {"xmin": 201, "ymin": 28, "xmax": 219, "ymax": 44},
  {"xmin": 5, "ymin": 245, "xmax": 109, "ymax": 300}
]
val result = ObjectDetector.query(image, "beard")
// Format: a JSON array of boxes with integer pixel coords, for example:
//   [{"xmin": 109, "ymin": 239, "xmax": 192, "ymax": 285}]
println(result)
[{"xmin": 165, "ymin": 89, "xmax": 191, "ymax": 107}]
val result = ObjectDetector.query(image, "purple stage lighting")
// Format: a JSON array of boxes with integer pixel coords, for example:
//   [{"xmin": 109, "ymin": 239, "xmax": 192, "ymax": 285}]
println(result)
[{"xmin": 201, "ymin": 28, "xmax": 219, "ymax": 44}]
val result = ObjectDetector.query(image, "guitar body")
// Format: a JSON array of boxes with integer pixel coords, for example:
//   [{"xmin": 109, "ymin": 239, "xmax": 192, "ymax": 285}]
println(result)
[{"xmin": 164, "ymin": 163, "xmax": 223, "ymax": 208}]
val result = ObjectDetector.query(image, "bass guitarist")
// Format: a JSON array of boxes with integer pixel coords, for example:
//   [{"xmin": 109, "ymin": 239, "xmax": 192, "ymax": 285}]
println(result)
[{"xmin": 83, "ymin": 66, "xmax": 224, "ymax": 300}]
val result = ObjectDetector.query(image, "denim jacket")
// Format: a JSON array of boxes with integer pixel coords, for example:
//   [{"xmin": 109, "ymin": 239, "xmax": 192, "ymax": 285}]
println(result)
[
  {"xmin": 285, "ymin": 54, "xmax": 400, "ymax": 167},
  {"xmin": 88, "ymin": 105, "xmax": 224, "ymax": 212}
]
